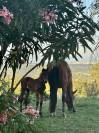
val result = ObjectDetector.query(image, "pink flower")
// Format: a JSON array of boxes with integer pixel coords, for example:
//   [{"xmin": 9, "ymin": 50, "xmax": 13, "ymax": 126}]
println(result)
[
  {"xmin": 0, "ymin": 6, "xmax": 13, "ymax": 25},
  {"xmin": 45, "ymin": 15, "xmax": 50, "ymax": 21},
  {"xmin": 0, "ymin": 112, "xmax": 8, "ymax": 124},
  {"xmin": 40, "ymin": 9, "xmax": 58, "ymax": 23},
  {"xmin": 23, "ymin": 106, "xmax": 39, "ymax": 118}
]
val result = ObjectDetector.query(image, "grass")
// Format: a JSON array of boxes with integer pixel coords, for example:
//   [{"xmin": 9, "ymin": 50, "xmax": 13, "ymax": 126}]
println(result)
[{"xmin": 32, "ymin": 97, "xmax": 99, "ymax": 133}]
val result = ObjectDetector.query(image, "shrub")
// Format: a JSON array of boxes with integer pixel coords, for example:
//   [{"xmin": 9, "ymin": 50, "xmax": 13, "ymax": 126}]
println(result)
[
  {"xmin": 74, "ymin": 74, "xmax": 99, "ymax": 97},
  {"xmin": 0, "ymin": 80, "xmax": 39, "ymax": 133}
]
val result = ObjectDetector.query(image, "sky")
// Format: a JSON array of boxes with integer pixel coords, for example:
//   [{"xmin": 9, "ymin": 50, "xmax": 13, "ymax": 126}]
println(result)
[{"xmin": 84, "ymin": 0, "xmax": 94, "ymax": 8}]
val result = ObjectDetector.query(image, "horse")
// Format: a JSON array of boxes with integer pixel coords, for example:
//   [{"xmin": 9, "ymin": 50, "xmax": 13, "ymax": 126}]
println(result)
[
  {"xmin": 18, "ymin": 68, "xmax": 48, "ymax": 116},
  {"xmin": 47, "ymin": 60, "xmax": 76, "ymax": 115}
]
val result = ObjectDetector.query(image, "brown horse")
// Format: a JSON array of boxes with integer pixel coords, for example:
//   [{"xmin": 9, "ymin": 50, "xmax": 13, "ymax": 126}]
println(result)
[
  {"xmin": 47, "ymin": 60, "xmax": 76, "ymax": 115},
  {"xmin": 18, "ymin": 68, "xmax": 48, "ymax": 116}
]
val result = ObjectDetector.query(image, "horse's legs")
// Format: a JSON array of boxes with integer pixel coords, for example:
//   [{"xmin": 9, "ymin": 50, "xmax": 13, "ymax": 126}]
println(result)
[
  {"xmin": 39, "ymin": 94, "xmax": 43, "ymax": 116},
  {"xmin": 36, "ymin": 93, "xmax": 39, "ymax": 110},
  {"xmin": 62, "ymin": 90, "xmax": 66, "ymax": 115},
  {"xmin": 50, "ymin": 87, "xmax": 57, "ymax": 114},
  {"xmin": 24, "ymin": 89, "xmax": 30, "ymax": 108},
  {"xmin": 18, "ymin": 90, "xmax": 25, "ymax": 112}
]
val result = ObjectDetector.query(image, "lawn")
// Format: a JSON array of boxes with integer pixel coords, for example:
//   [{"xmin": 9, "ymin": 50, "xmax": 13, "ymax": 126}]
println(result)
[{"xmin": 33, "ymin": 97, "xmax": 99, "ymax": 133}]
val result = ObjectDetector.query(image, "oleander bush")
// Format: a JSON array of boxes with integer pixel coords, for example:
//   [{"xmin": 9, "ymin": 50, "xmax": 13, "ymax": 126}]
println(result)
[{"xmin": 0, "ymin": 80, "xmax": 39, "ymax": 133}]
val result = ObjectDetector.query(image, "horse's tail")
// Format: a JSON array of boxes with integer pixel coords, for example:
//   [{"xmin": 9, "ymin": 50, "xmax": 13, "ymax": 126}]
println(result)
[
  {"xmin": 66, "ymin": 79, "xmax": 76, "ymax": 112},
  {"xmin": 67, "ymin": 76, "xmax": 77, "ymax": 95}
]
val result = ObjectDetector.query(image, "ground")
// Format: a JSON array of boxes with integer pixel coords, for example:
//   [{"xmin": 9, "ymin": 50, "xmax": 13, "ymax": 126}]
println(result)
[{"xmin": 32, "ymin": 97, "xmax": 99, "ymax": 133}]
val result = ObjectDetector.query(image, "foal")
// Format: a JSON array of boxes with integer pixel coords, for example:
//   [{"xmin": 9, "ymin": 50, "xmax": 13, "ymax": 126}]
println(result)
[{"xmin": 19, "ymin": 69, "xmax": 48, "ymax": 116}]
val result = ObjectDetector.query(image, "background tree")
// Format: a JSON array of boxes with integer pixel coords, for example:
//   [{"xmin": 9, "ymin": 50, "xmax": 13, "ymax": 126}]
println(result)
[{"xmin": 0, "ymin": 0, "xmax": 99, "ymax": 91}]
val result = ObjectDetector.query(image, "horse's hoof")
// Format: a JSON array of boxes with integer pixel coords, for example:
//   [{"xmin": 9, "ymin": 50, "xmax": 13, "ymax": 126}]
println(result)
[
  {"xmin": 68, "ymin": 107, "xmax": 76, "ymax": 113},
  {"xmin": 73, "ymin": 109, "xmax": 76, "ymax": 113},
  {"xmin": 50, "ymin": 112, "xmax": 56, "ymax": 117},
  {"xmin": 39, "ymin": 112, "xmax": 43, "ymax": 117},
  {"xmin": 62, "ymin": 112, "xmax": 66, "ymax": 118},
  {"xmin": 72, "ymin": 107, "xmax": 76, "ymax": 113}
]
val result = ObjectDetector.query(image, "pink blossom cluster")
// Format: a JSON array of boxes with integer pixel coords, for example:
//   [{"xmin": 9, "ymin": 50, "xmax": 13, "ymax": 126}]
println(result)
[
  {"xmin": 40, "ymin": 10, "xmax": 58, "ymax": 23},
  {"xmin": 23, "ymin": 106, "xmax": 39, "ymax": 118},
  {"xmin": 0, "ymin": 112, "xmax": 7, "ymax": 124},
  {"xmin": 0, "ymin": 6, "xmax": 13, "ymax": 25}
]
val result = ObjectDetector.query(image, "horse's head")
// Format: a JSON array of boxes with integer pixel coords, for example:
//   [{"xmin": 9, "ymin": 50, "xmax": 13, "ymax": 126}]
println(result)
[{"xmin": 39, "ymin": 68, "xmax": 48, "ymax": 82}]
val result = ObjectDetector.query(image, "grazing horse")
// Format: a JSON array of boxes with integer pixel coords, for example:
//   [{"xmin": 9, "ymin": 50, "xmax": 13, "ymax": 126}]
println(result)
[
  {"xmin": 47, "ymin": 60, "xmax": 76, "ymax": 115},
  {"xmin": 18, "ymin": 69, "xmax": 48, "ymax": 116}
]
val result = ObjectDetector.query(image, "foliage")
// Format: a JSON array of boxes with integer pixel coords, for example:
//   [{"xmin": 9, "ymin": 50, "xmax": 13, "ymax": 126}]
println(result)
[
  {"xmin": 0, "ymin": 112, "xmax": 37, "ymax": 133},
  {"xmin": 73, "ymin": 66, "xmax": 99, "ymax": 97},
  {"xmin": 0, "ymin": 80, "xmax": 39, "ymax": 133},
  {"xmin": 39, "ymin": 0, "xmax": 99, "ymax": 63},
  {"xmin": 91, "ymin": 0, "xmax": 99, "ymax": 19},
  {"xmin": 0, "ymin": 0, "xmax": 99, "ymax": 91}
]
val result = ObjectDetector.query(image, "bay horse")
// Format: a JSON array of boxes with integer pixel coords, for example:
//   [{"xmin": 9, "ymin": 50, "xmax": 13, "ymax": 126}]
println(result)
[
  {"xmin": 18, "ymin": 68, "xmax": 48, "ymax": 116},
  {"xmin": 47, "ymin": 60, "xmax": 76, "ymax": 115}
]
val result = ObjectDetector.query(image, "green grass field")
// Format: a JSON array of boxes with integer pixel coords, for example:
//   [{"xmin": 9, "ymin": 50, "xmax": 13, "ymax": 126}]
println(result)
[{"xmin": 32, "ymin": 97, "xmax": 99, "ymax": 133}]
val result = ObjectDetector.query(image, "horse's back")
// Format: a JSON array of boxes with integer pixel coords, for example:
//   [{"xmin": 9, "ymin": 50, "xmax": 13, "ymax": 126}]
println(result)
[
  {"xmin": 48, "ymin": 60, "xmax": 72, "ymax": 88},
  {"xmin": 21, "ymin": 77, "xmax": 35, "ymax": 91},
  {"xmin": 58, "ymin": 61, "xmax": 72, "ymax": 88},
  {"xmin": 58, "ymin": 60, "xmax": 71, "ymax": 73}
]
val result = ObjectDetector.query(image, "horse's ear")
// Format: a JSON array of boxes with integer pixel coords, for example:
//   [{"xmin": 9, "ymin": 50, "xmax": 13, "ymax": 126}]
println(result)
[
  {"xmin": 42, "ymin": 68, "xmax": 47, "ymax": 72},
  {"xmin": 44, "ymin": 80, "xmax": 47, "ymax": 83}
]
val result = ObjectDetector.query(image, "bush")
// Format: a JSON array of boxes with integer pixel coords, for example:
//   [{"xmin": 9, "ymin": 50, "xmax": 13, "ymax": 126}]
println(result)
[
  {"xmin": 83, "ymin": 80, "xmax": 99, "ymax": 97},
  {"xmin": 90, "ymin": 63, "xmax": 99, "ymax": 88},
  {"xmin": 0, "ymin": 80, "xmax": 39, "ymax": 133},
  {"xmin": 74, "ymin": 74, "xmax": 99, "ymax": 97}
]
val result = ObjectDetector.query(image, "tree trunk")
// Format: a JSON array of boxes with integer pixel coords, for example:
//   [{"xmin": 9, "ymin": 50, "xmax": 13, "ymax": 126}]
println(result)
[{"xmin": 11, "ymin": 64, "xmax": 16, "ymax": 91}]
